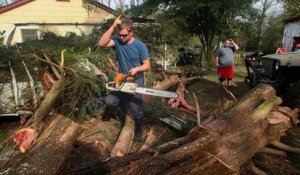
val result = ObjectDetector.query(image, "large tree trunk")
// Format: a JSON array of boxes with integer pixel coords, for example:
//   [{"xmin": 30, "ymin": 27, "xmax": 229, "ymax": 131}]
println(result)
[
  {"xmin": 0, "ymin": 77, "xmax": 65, "ymax": 168},
  {"xmin": 66, "ymin": 84, "xmax": 299, "ymax": 175},
  {"xmin": 0, "ymin": 51, "xmax": 69, "ymax": 173},
  {"xmin": 0, "ymin": 114, "xmax": 81, "ymax": 175}
]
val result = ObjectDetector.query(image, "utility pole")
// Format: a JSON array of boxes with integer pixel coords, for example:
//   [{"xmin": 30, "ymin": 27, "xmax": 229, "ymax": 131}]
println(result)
[{"xmin": 164, "ymin": 43, "xmax": 167, "ymax": 70}]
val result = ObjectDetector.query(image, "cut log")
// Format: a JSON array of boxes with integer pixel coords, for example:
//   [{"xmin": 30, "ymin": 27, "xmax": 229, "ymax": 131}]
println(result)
[
  {"xmin": 153, "ymin": 75, "xmax": 201, "ymax": 91},
  {"xmin": 168, "ymin": 82, "xmax": 196, "ymax": 113},
  {"xmin": 13, "ymin": 128, "xmax": 35, "ymax": 153},
  {"xmin": 138, "ymin": 127, "xmax": 156, "ymax": 152},
  {"xmin": 104, "ymin": 107, "xmax": 297, "ymax": 174},
  {"xmin": 202, "ymin": 83, "xmax": 276, "ymax": 135},
  {"xmin": 110, "ymin": 114, "xmax": 135, "ymax": 157},
  {"xmin": 0, "ymin": 114, "xmax": 81, "ymax": 175},
  {"xmin": 66, "ymin": 138, "xmax": 185, "ymax": 175},
  {"xmin": 27, "ymin": 77, "xmax": 65, "ymax": 128},
  {"xmin": 153, "ymin": 74, "xmax": 180, "ymax": 90},
  {"xmin": 0, "ymin": 76, "xmax": 65, "ymax": 168},
  {"xmin": 0, "ymin": 52, "xmax": 67, "ymax": 170},
  {"xmin": 150, "ymin": 75, "xmax": 201, "ymax": 113},
  {"xmin": 65, "ymin": 84, "xmax": 298, "ymax": 174}
]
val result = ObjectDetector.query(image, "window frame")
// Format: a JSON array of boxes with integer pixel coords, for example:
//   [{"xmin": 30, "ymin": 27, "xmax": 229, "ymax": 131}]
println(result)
[{"xmin": 19, "ymin": 26, "xmax": 40, "ymax": 42}]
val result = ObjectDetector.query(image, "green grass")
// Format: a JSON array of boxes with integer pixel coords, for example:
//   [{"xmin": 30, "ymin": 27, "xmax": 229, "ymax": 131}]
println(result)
[{"xmin": 0, "ymin": 131, "xmax": 7, "ymax": 141}]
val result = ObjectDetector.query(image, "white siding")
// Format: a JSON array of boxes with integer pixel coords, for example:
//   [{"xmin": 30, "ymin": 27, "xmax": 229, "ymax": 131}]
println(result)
[
  {"xmin": 283, "ymin": 20, "xmax": 300, "ymax": 51},
  {"xmin": 0, "ymin": 0, "xmax": 114, "ymax": 45}
]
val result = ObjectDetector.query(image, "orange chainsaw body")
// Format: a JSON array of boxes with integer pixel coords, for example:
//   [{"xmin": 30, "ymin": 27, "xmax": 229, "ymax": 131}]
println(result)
[{"xmin": 114, "ymin": 73, "xmax": 134, "ymax": 88}]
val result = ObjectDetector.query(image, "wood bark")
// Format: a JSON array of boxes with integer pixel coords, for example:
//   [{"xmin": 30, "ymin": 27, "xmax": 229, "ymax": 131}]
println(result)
[
  {"xmin": 168, "ymin": 82, "xmax": 196, "ymax": 113},
  {"xmin": 138, "ymin": 128, "xmax": 156, "ymax": 152},
  {"xmin": 66, "ymin": 84, "xmax": 299, "ymax": 175},
  {"xmin": 109, "ymin": 75, "xmax": 201, "ymax": 157},
  {"xmin": 110, "ymin": 114, "xmax": 135, "ymax": 157},
  {"xmin": 153, "ymin": 74, "xmax": 180, "ymax": 90},
  {"xmin": 26, "ymin": 77, "xmax": 65, "ymax": 128},
  {"xmin": 0, "ymin": 51, "xmax": 67, "ymax": 172},
  {"xmin": 0, "ymin": 114, "xmax": 81, "ymax": 175},
  {"xmin": 152, "ymin": 75, "xmax": 201, "ymax": 113},
  {"xmin": 153, "ymin": 75, "xmax": 201, "ymax": 90},
  {"xmin": 0, "ymin": 75, "xmax": 65, "ymax": 168}
]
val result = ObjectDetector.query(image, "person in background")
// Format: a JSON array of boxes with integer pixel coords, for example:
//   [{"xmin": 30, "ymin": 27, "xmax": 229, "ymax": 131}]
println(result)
[
  {"xmin": 98, "ymin": 16, "xmax": 150, "ymax": 138},
  {"xmin": 215, "ymin": 38, "xmax": 239, "ymax": 87},
  {"xmin": 276, "ymin": 43, "xmax": 287, "ymax": 54}
]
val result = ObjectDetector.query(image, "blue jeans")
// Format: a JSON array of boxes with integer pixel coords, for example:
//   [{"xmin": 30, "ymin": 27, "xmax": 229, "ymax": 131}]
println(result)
[{"xmin": 104, "ymin": 78, "xmax": 144, "ymax": 121}]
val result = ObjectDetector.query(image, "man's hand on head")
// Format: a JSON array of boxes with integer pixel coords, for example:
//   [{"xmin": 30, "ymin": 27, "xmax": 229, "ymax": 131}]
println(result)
[{"xmin": 113, "ymin": 15, "xmax": 122, "ymax": 28}]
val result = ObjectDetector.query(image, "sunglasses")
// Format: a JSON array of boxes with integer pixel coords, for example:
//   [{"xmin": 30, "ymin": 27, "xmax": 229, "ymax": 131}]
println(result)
[{"xmin": 119, "ymin": 34, "xmax": 129, "ymax": 38}]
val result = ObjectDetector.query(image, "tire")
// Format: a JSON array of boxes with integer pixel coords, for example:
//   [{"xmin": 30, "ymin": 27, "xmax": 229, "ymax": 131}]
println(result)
[{"xmin": 246, "ymin": 72, "xmax": 257, "ymax": 88}]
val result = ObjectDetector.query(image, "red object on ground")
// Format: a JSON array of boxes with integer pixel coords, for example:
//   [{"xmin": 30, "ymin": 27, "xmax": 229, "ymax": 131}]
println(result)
[
  {"xmin": 168, "ymin": 82, "xmax": 196, "ymax": 112},
  {"xmin": 14, "ymin": 128, "xmax": 35, "ymax": 153}
]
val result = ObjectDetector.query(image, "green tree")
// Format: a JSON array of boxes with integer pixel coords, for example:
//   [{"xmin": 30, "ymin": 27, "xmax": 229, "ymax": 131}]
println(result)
[
  {"xmin": 261, "ymin": 14, "xmax": 285, "ymax": 53},
  {"xmin": 283, "ymin": 0, "xmax": 300, "ymax": 19},
  {"xmin": 129, "ymin": 0, "xmax": 255, "ymax": 66},
  {"xmin": 254, "ymin": 0, "xmax": 282, "ymax": 50}
]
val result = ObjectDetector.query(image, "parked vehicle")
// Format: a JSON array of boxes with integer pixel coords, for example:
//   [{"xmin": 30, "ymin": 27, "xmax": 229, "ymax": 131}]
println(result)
[{"xmin": 245, "ymin": 51, "xmax": 300, "ymax": 107}]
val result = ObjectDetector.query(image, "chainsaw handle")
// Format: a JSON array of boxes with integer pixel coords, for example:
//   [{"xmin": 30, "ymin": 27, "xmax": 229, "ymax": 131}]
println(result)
[
  {"xmin": 121, "ymin": 74, "xmax": 136, "ymax": 82},
  {"xmin": 106, "ymin": 82, "xmax": 117, "ymax": 90},
  {"xmin": 114, "ymin": 73, "xmax": 141, "ymax": 88}
]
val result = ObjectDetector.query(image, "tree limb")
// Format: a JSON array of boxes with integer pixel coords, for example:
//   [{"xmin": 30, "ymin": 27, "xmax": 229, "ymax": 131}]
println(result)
[
  {"xmin": 258, "ymin": 147, "xmax": 287, "ymax": 157},
  {"xmin": 271, "ymin": 141, "xmax": 300, "ymax": 154}
]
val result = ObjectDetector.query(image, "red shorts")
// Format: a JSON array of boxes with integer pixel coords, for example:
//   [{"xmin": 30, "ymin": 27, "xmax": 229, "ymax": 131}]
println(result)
[{"xmin": 218, "ymin": 67, "xmax": 233, "ymax": 80}]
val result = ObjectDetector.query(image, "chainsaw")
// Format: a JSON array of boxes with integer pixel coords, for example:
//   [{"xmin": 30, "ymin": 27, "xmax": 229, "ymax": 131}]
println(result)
[{"xmin": 106, "ymin": 73, "xmax": 178, "ymax": 98}]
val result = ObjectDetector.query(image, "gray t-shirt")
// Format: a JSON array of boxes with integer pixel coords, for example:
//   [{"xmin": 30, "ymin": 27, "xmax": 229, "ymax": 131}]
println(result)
[{"xmin": 215, "ymin": 46, "xmax": 235, "ymax": 67}]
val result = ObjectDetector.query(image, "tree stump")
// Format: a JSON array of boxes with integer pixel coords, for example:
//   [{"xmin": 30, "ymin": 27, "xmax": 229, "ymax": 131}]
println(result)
[{"xmin": 0, "ymin": 114, "xmax": 81, "ymax": 175}]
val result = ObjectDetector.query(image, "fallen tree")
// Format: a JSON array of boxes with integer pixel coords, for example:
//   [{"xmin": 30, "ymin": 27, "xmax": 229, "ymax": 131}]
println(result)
[
  {"xmin": 0, "ymin": 114, "xmax": 81, "ymax": 175},
  {"xmin": 67, "ymin": 84, "xmax": 300, "ymax": 174},
  {"xmin": 0, "ymin": 50, "xmax": 86, "ymax": 175}
]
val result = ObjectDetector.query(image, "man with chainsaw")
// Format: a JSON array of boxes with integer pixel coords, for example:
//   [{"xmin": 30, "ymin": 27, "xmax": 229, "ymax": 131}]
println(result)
[{"xmin": 98, "ymin": 16, "xmax": 150, "ymax": 138}]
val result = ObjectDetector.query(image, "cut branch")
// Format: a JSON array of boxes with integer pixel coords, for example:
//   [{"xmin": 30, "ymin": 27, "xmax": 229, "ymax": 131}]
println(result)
[
  {"xmin": 243, "ymin": 161, "xmax": 268, "ymax": 175},
  {"xmin": 168, "ymin": 82, "xmax": 196, "ymax": 113},
  {"xmin": 193, "ymin": 92, "xmax": 201, "ymax": 126},
  {"xmin": 271, "ymin": 141, "xmax": 300, "ymax": 154},
  {"xmin": 110, "ymin": 114, "xmax": 135, "ymax": 157},
  {"xmin": 138, "ymin": 127, "xmax": 156, "ymax": 152},
  {"xmin": 22, "ymin": 60, "xmax": 38, "ymax": 106},
  {"xmin": 258, "ymin": 147, "xmax": 287, "ymax": 157}
]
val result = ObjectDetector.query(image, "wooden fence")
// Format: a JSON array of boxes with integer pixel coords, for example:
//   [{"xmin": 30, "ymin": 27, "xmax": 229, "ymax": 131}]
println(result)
[{"xmin": 199, "ymin": 52, "xmax": 246, "ymax": 68}]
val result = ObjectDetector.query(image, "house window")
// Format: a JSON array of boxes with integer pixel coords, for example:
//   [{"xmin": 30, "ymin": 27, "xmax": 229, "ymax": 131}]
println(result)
[
  {"xmin": 56, "ymin": 0, "xmax": 70, "ymax": 2},
  {"xmin": 21, "ymin": 29, "xmax": 38, "ymax": 42}
]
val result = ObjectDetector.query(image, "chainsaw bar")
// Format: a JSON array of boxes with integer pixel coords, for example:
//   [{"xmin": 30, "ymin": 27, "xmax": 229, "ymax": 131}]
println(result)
[
  {"xmin": 136, "ymin": 87, "xmax": 178, "ymax": 98},
  {"xmin": 106, "ymin": 82, "xmax": 178, "ymax": 98}
]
